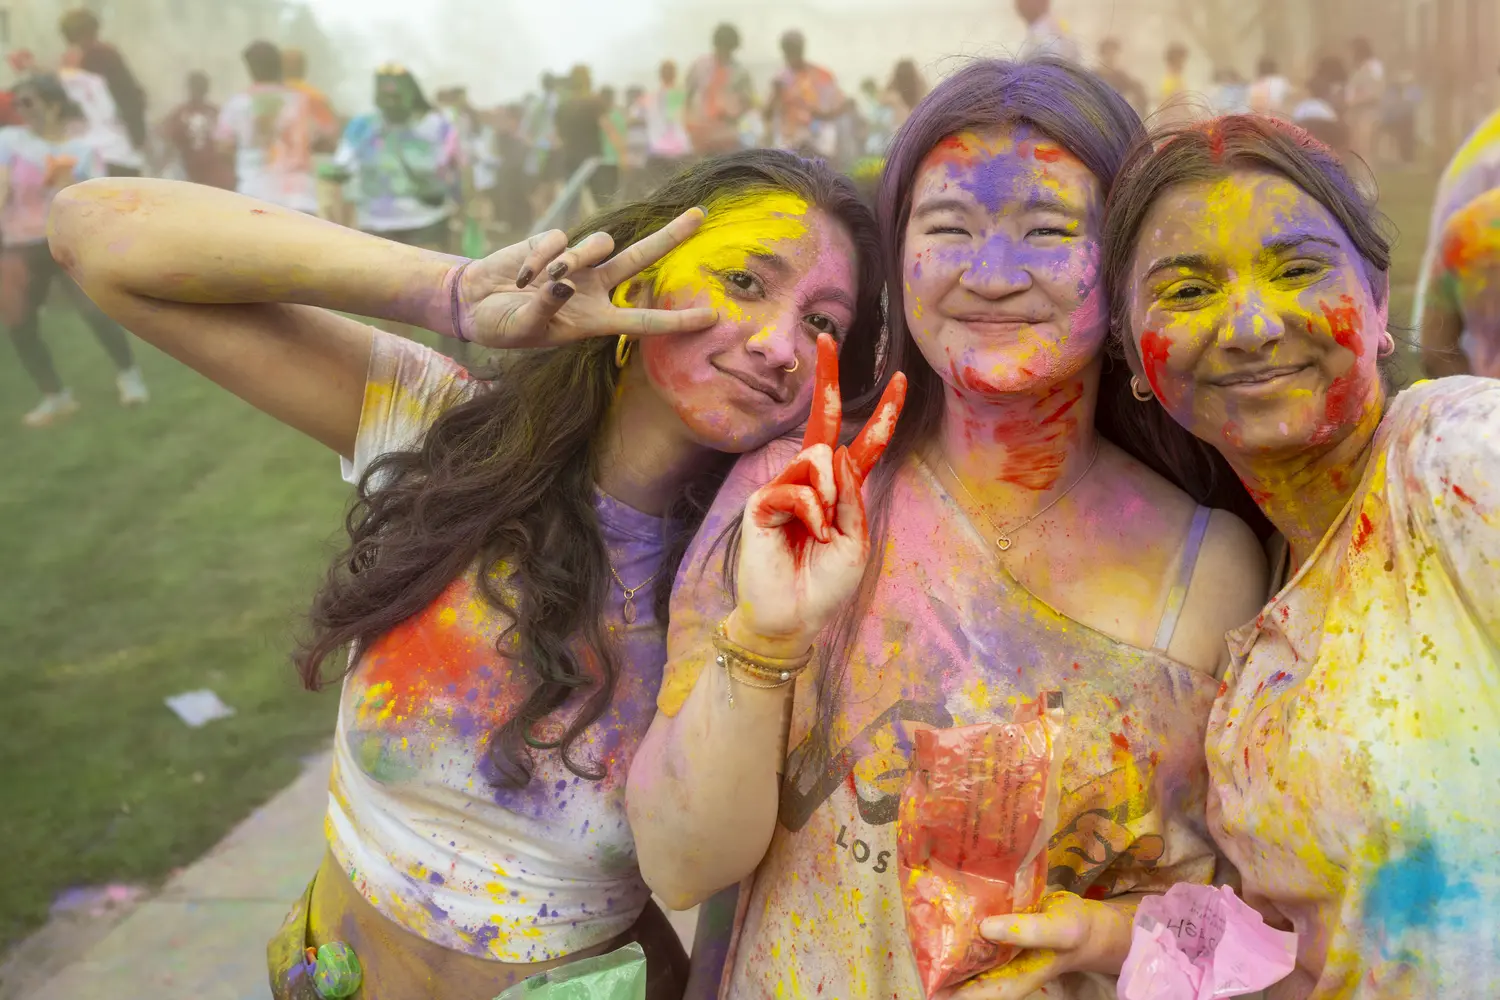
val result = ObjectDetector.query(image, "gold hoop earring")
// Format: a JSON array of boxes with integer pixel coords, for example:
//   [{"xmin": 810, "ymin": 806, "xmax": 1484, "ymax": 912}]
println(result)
[
  {"xmin": 783, "ymin": 357, "xmax": 799, "ymax": 374},
  {"xmin": 1130, "ymin": 375, "xmax": 1154, "ymax": 402},
  {"xmin": 615, "ymin": 336, "xmax": 632, "ymax": 368},
  {"xmin": 1378, "ymin": 332, "xmax": 1396, "ymax": 358}
]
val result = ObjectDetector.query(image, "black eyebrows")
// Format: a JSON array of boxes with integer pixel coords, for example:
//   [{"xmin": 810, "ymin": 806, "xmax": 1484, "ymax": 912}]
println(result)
[{"xmin": 1143, "ymin": 234, "xmax": 1344, "ymax": 282}]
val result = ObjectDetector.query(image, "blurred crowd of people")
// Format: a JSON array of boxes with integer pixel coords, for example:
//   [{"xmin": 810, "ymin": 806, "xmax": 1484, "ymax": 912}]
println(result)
[{"xmin": 0, "ymin": 0, "xmax": 1472, "ymax": 427}]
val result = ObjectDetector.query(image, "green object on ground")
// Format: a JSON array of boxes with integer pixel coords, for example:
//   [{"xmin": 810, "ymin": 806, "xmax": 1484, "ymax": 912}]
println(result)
[
  {"xmin": 1, "ymin": 312, "xmax": 343, "ymax": 950},
  {"xmin": 493, "ymin": 942, "xmax": 647, "ymax": 1000},
  {"xmin": 311, "ymin": 941, "xmax": 363, "ymax": 998}
]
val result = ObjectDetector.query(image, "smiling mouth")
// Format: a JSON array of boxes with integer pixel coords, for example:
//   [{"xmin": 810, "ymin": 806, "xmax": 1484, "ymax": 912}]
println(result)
[
  {"xmin": 954, "ymin": 315, "xmax": 1049, "ymax": 328},
  {"xmin": 714, "ymin": 364, "xmax": 787, "ymax": 403},
  {"xmin": 1209, "ymin": 365, "xmax": 1311, "ymax": 387}
]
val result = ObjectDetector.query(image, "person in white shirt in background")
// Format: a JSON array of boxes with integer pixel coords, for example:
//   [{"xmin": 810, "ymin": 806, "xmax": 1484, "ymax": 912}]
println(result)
[
  {"xmin": 1346, "ymin": 37, "xmax": 1386, "ymax": 166},
  {"xmin": 1211, "ymin": 67, "xmax": 1251, "ymax": 115},
  {"xmin": 1248, "ymin": 56, "xmax": 1293, "ymax": 118},
  {"xmin": 1015, "ymin": 0, "xmax": 1080, "ymax": 62},
  {"xmin": 214, "ymin": 40, "xmax": 317, "ymax": 214},
  {"xmin": 55, "ymin": 65, "xmax": 143, "ymax": 178},
  {"xmin": 642, "ymin": 60, "xmax": 689, "ymax": 187}
]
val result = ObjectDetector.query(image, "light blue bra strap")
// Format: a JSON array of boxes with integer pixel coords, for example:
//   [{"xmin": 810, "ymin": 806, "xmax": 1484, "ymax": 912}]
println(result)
[{"xmin": 1152, "ymin": 505, "xmax": 1212, "ymax": 654}]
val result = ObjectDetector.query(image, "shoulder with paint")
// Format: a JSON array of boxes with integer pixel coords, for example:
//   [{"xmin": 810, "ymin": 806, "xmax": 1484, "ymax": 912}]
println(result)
[{"xmin": 1387, "ymin": 375, "xmax": 1500, "ymax": 500}]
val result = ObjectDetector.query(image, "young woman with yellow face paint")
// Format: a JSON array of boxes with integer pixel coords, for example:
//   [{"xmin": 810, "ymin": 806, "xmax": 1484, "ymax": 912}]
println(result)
[
  {"xmin": 627, "ymin": 59, "xmax": 1269, "ymax": 1000},
  {"xmin": 47, "ymin": 150, "xmax": 885, "ymax": 1000},
  {"xmin": 1104, "ymin": 114, "xmax": 1500, "ymax": 999}
]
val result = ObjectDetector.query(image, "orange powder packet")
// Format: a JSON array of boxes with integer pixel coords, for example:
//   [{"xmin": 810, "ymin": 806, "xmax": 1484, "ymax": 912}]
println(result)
[{"xmin": 897, "ymin": 692, "xmax": 1065, "ymax": 997}]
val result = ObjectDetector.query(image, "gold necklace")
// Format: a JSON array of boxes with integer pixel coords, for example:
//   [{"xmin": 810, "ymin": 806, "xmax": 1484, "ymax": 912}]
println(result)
[
  {"xmin": 610, "ymin": 564, "xmax": 661, "ymax": 624},
  {"xmin": 942, "ymin": 440, "xmax": 1102, "ymax": 552}
]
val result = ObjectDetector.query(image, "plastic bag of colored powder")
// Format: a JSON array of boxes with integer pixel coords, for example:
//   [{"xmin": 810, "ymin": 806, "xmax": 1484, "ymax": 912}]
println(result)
[
  {"xmin": 1117, "ymin": 883, "xmax": 1297, "ymax": 1000},
  {"xmin": 897, "ymin": 692, "xmax": 1065, "ymax": 997},
  {"xmin": 493, "ymin": 942, "xmax": 647, "ymax": 1000}
]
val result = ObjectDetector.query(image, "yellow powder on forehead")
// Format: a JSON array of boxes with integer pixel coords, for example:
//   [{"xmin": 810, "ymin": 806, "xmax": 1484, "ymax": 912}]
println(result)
[{"xmin": 612, "ymin": 190, "xmax": 811, "ymax": 318}]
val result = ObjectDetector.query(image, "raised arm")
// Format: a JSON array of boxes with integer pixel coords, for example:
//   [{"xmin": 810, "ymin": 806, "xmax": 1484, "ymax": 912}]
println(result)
[
  {"xmin": 627, "ymin": 337, "xmax": 906, "ymax": 908},
  {"xmin": 48, "ymin": 179, "xmax": 716, "ymax": 456}
]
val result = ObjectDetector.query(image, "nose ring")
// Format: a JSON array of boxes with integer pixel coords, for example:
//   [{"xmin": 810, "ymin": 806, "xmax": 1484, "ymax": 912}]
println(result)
[{"xmin": 783, "ymin": 357, "xmax": 799, "ymax": 374}]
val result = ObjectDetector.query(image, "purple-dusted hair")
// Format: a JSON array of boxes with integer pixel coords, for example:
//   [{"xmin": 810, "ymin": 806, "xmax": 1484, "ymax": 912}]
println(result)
[{"xmin": 810, "ymin": 61, "xmax": 1269, "ymax": 727}]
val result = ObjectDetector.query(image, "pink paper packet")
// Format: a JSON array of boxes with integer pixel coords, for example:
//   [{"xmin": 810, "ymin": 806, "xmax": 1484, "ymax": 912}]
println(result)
[
  {"xmin": 897, "ymin": 693, "xmax": 1065, "ymax": 997},
  {"xmin": 1117, "ymin": 883, "xmax": 1298, "ymax": 1000}
]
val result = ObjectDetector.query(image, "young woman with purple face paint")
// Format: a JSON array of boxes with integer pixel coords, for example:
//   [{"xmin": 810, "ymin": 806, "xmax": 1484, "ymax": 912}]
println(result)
[
  {"xmin": 627, "ymin": 59, "xmax": 1268, "ymax": 1000},
  {"xmin": 47, "ymin": 150, "xmax": 886, "ymax": 1000},
  {"xmin": 1103, "ymin": 114, "xmax": 1500, "ymax": 1000}
]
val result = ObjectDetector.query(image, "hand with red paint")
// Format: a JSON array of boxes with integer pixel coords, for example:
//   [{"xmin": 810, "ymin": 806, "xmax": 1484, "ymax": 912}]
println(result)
[
  {"xmin": 726, "ymin": 333, "xmax": 908, "ymax": 656},
  {"xmin": 451, "ymin": 208, "xmax": 720, "ymax": 349}
]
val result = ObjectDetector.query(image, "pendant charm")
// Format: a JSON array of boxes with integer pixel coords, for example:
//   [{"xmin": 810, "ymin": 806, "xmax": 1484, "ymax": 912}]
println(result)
[
  {"xmin": 997, "ymin": 535, "xmax": 1013, "ymax": 551},
  {"xmin": 622, "ymin": 596, "xmax": 638, "ymax": 625}
]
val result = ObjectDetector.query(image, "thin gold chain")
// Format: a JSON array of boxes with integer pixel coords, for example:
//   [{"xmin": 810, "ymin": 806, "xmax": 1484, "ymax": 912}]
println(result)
[
  {"xmin": 610, "ymin": 564, "xmax": 661, "ymax": 624},
  {"xmin": 942, "ymin": 439, "xmax": 1102, "ymax": 552}
]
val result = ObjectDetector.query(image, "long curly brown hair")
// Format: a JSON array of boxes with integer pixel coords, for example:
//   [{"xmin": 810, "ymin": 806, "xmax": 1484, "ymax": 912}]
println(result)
[{"xmin": 296, "ymin": 149, "xmax": 885, "ymax": 788}]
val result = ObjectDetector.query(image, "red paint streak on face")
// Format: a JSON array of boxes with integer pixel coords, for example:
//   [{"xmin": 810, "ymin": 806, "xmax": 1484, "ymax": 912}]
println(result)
[
  {"xmin": 1033, "ymin": 145, "xmax": 1063, "ymax": 163},
  {"xmin": 918, "ymin": 134, "xmax": 976, "ymax": 177},
  {"xmin": 1138, "ymin": 330, "xmax": 1171, "ymax": 398},
  {"xmin": 1350, "ymin": 510, "xmax": 1375, "ymax": 551},
  {"xmin": 1317, "ymin": 296, "xmax": 1368, "ymax": 439},
  {"xmin": 1110, "ymin": 732, "xmax": 1131, "ymax": 751},
  {"xmin": 1322, "ymin": 295, "xmax": 1364, "ymax": 354},
  {"xmin": 1453, "ymin": 484, "xmax": 1478, "ymax": 506}
]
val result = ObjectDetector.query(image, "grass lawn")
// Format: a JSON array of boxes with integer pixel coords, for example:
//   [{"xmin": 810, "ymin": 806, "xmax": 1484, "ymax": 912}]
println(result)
[{"xmin": 0, "ymin": 311, "xmax": 347, "ymax": 951}]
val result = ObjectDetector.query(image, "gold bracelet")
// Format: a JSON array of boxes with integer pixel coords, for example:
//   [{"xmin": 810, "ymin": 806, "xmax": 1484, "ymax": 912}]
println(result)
[
  {"xmin": 713, "ymin": 620, "xmax": 813, "ymax": 674},
  {"xmin": 718, "ymin": 652, "xmax": 800, "ymax": 708},
  {"xmin": 713, "ymin": 619, "xmax": 813, "ymax": 708}
]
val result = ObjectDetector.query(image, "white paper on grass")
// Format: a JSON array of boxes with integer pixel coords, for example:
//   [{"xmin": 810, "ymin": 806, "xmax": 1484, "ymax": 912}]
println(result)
[{"xmin": 164, "ymin": 689, "xmax": 237, "ymax": 728}]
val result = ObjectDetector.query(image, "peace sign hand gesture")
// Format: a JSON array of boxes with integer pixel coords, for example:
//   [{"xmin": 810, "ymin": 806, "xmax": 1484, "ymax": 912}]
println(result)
[
  {"xmin": 452, "ymin": 208, "xmax": 719, "ymax": 350},
  {"xmin": 726, "ymin": 334, "xmax": 908, "ymax": 656}
]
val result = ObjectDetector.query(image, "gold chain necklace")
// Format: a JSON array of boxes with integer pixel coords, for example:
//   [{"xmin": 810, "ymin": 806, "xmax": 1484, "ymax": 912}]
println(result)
[
  {"xmin": 610, "ymin": 564, "xmax": 661, "ymax": 625},
  {"xmin": 942, "ymin": 440, "xmax": 1102, "ymax": 552}
]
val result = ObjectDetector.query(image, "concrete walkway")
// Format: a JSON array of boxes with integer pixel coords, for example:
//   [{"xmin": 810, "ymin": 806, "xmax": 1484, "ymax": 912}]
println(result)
[{"xmin": 16, "ymin": 752, "xmax": 695, "ymax": 1000}]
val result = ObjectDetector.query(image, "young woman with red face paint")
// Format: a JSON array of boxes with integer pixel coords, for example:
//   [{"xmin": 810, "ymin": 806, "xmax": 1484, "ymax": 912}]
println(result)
[
  {"xmin": 47, "ymin": 150, "xmax": 885, "ymax": 1000},
  {"xmin": 1103, "ymin": 114, "xmax": 1500, "ymax": 1000},
  {"xmin": 627, "ymin": 59, "xmax": 1269, "ymax": 1000}
]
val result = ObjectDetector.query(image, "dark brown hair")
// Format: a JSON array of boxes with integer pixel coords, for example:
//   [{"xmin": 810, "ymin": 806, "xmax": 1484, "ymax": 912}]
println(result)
[
  {"xmin": 297, "ymin": 149, "xmax": 884, "ymax": 788},
  {"xmin": 1101, "ymin": 115, "xmax": 1394, "ymax": 514}
]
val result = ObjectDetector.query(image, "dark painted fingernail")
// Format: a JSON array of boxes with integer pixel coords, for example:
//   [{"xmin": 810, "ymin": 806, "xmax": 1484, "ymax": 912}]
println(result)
[
  {"xmin": 551, "ymin": 282, "xmax": 575, "ymax": 301},
  {"xmin": 547, "ymin": 261, "xmax": 568, "ymax": 281},
  {"xmin": 516, "ymin": 265, "xmax": 535, "ymax": 288}
]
